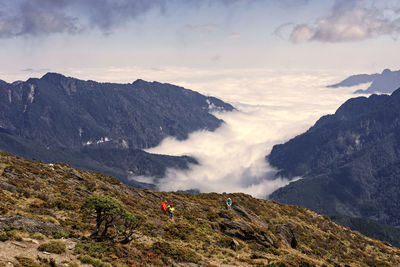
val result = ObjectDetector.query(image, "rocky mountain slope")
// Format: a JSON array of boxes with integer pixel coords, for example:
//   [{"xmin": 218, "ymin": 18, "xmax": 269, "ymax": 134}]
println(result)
[
  {"xmin": 1, "ymin": 150, "xmax": 400, "ymax": 266},
  {"xmin": 268, "ymin": 88, "xmax": 400, "ymax": 227},
  {"xmin": 327, "ymin": 68, "xmax": 400, "ymax": 94},
  {"xmin": 0, "ymin": 73, "xmax": 233, "ymax": 188}
]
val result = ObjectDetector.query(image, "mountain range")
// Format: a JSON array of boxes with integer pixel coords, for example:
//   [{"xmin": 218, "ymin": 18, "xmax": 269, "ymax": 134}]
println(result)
[
  {"xmin": 327, "ymin": 68, "xmax": 400, "ymax": 94},
  {"xmin": 0, "ymin": 73, "xmax": 233, "ymax": 188},
  {"xmin": 268, "ymin": 88, "xmax": 400, "ymax": 228},
  {"xmin": 1, "ymin": 149, "xmax": 399, "ymax": 266}
]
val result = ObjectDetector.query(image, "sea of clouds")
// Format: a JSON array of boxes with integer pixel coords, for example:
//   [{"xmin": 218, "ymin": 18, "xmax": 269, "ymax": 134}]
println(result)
[
  {"xmin": 134, "ymin": 67, "xmax": 364, "ymax": 198},
  {"xmin": 5, "ymin": 66, "xmax": 365, "ymax": 198}
]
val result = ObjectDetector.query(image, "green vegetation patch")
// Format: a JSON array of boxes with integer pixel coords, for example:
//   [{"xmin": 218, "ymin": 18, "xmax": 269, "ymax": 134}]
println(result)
[
  {"xmin": 77, "ymin": 255, "xmax": 112, "ymax": 267},
  {"xmin": 151, "ymin": 241, "xmax": 201, "ymax": 263},
  {"xmin": 15, "ymin": 257, "xmax": 41, "ymax": 267},
  {"xmin": 51, "ymin": 230, "xmax": 71, "ymax": 239},
  {"xmin": 0, "ymin": 231, "xmax": 8, "ymax": 242},
  {"xmin": 74, "ymin": 240, "xmax": 117, "ymax": 259},
  {"xmin": 38, "ymin": 240, "xmax": 66, "ymax": 254},
  {"xmin": 0, "ymin": 226, "xmax": 26, "ymax": 241},
  {"xmin": 29, "ymin": 232, "xmax": 45, "ymax": 240}
]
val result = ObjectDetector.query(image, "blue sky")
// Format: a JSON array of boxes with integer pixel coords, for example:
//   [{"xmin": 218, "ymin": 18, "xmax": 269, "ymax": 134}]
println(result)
[{"xmin": 1, "ymin": 0, "xmax": 400, "ymax": 82}]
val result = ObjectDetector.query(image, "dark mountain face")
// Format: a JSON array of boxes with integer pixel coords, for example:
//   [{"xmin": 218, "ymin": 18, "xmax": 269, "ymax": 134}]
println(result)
[
  {"xmin": 0, "ymin": 72, "xmax": 233, "ymax": 150},
  {"xmin": 0, "ymin": 72, "xmax": 233, "ymax": 188},
  {"xmin": 327, "ymin": 69, "xmax": 400, "ymax": 94},
  {"xmin": 268, "ymin": 88, "xmax": 400, "ymax": 227}
]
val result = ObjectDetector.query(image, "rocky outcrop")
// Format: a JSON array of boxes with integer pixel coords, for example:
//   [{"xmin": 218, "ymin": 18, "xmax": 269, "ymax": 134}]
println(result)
[
  {"xmin": 278, "ymin": 225, "xmax": 297, "ymax": 249},
  {"xmin": 0, "ymin": 215, "xmax": 64, "ymax": 234}
]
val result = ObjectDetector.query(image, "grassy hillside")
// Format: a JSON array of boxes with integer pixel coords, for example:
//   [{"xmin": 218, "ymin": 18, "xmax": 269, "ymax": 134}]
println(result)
[
  {"xmin": 0, "ymin": 150, "xmax": 399, "ymax": 266},
  {"xmin": 331, "ymin": 215, "xmax": 400, "ymax": 248}
]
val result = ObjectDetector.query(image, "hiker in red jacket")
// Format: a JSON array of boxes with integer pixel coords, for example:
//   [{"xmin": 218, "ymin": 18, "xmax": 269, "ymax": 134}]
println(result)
[{"xmin": 161, "ymin": 200, "xmax": 168, "ymax": 213}]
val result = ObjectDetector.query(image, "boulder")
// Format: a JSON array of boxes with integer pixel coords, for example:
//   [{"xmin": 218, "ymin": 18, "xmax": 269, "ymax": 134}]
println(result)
[
  {"xmin": 230, "ymin": 239, "xmax": 240, "ymax": 251},
  {"xmin": 279, "ymin": 225, "xmax": 297, "ymax": 249}
]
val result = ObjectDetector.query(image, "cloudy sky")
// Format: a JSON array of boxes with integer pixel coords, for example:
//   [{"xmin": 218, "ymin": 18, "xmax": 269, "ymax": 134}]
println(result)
[
  {"xmin": 1, "ymin": 0, "xmax": 400, "ymax": 81},
  {"xmin": 1, "ymin": 0, "xmax": 399, "ymax": 197}
]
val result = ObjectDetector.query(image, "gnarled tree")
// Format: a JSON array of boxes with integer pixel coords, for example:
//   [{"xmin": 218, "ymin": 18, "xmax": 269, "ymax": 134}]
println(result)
[{"xmin": 81, "ymin": 195, "xmax": 142, "ymax": 242}]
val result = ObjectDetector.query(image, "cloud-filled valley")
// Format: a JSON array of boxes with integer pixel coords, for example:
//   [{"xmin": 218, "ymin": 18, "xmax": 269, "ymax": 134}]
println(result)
[{"xmin": 130, "ymin": 68, "xmax": 361, "ymax": 198}]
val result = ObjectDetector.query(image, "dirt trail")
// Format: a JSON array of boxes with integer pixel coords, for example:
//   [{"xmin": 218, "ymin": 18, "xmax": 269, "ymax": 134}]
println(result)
[{"xmin": 0, "ymin": 238, "xmax": 90, "ymax": 266}]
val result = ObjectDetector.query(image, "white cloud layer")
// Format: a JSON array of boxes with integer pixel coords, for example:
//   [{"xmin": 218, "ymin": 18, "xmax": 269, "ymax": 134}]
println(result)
[
  {"xmin": 130, "ymin": 68, "xmax": 358, "ymax": 198},
  {"xmin": 1, "ymin": 65, "xmax": 362, "ymax": 198}
]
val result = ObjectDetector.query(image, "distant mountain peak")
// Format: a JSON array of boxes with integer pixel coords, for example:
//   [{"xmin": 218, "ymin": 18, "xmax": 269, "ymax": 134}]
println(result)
[
  {"xmin": 40, "ymin": 72, "xmax": 71, "ymax": 82},
  {"xmin": 327, "ymin": 68, "xmax": 400, "ymax": 94},
  {"xmin": 132, "ymin": 78, "xmax": 147, "ymax": 85}
]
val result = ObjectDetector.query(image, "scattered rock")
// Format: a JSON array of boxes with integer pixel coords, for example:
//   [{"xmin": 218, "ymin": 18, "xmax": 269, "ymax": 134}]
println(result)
[
  {"xmin": 172, "ymin": 263, "xmax": 199, "ymax": 267},
  {"xmin": 22, "ymin": 238, "xmax": 40, "ymax": 245},
  {"xmin": 266, "ymin": 236, "xmax": 274, "ymax": 247},
  {"xmin": 230, "ymin": 239, "xmax": 240, "ymax": 251},
  {"xmin": 219, "ymin": 220, "xmax": 252, "ymax": 240},
  {"xmin": 0, "ymin": 181, "xmax": 17, "ymax": 193},
  {"xmin": 70, "ymin": 170, "xmax": 84, "ymax": 180},
  {"xmin": 0, "ymin": 215, "xmax": 64, "ymax": 234},
  {"xmin": 279, "ymin": 225, "xmax": 297, "ymax": 249},
  {"xmin": 232, "ymin": 204, "xmax": 269, "ymax": 229},
  {"xmin": 251, "ymin": 254, "xmax": 268, "ymax": 259},
  {"xmin": 219, "ymin": 220, "xmax": 273, "ymax": 248},
  {"xmin": 232, "ymin": 205, "xmax": 251, "ymax": 220},
  {"xmin": 11, "ymin": 242, "xmax": 27, "ymax": 248},
  {"xmin": 210, "ymin": 223, "xmax": 219, "ymax": 231}
]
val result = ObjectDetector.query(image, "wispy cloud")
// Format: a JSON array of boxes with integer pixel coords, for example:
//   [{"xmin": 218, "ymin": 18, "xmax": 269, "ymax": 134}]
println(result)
[
  {"xmin": 0, "ymin": 0, "xmax": 312, "ymax": 38},
  {"xmin": 287, "ymin": 0, "xmax": 400, "ymax": 43},
  {"xmin": 21, "ymin": 68, "xmax": 51, "ymax": 73},
  {"xmin": 184, "ymin": 24, "xmax": 220, "ymax": 33},
  {"xmin": 227, "ymin": 32, "xmax": 241, "ymax": 39}
]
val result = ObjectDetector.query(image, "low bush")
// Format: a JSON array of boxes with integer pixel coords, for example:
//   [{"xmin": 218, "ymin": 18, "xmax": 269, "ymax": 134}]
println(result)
[
  {"xmin": 78, "ymin": 255, "xmax": 112, "ymax": 267},
  {"xmin": 51, "ymin": 230, "xmax": 70, "ymax": 239},
  {"xmin": 0, "ymin": 226, "xmax": 26, "ymax": 241},
  {"xmin": 38, "ymin": 240, "xmax": 66, "ymax": 254},
  {"xmin": 0, "ymin": 231, "xmax": 8, "ymax": 242},
  {"xmin": 74, "ymin": 240, "xmax": 116, "ymax": 258},
  {"xmin": 152, "ymin": 241, "xmax": 200, "ymax": 263},
  {"xmin": 15, "ymin": 256, "xmax": 41, "ymax": 267},
  {"xmin": 29, "ymin": 233, "xmax": 45, "ymax": 240}
]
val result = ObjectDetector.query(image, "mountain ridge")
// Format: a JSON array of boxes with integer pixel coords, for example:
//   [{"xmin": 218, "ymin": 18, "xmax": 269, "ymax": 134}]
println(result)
[
  {"xmin": 268, "ymin": 87, "xmax": 400, "ymax": 227},
  {"xmin": 327, "ymin": 69, "xmax": 400, "ymax": 94},
  {"xmin": 0, "ymin": 72, "xmax": 233, "ymax": 188}
]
